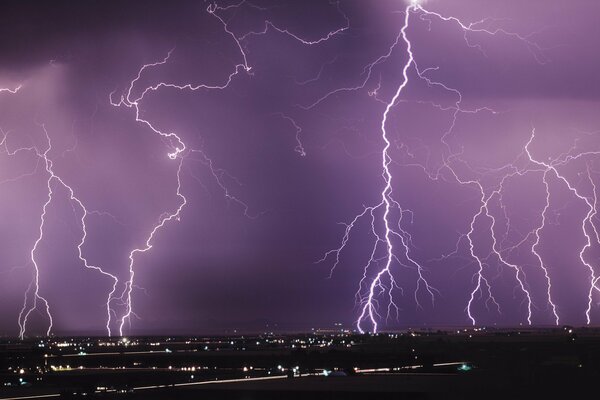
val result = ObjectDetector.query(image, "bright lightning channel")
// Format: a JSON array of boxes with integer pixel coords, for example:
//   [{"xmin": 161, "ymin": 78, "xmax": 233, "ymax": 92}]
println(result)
[
  {"xmin": 109, "ymin": 1, "xmax": 350, "ymax": 335},
  {"xmin": 15, "ymin": 124, "xmax": 118, "ymax": 339},
  {"xmin": 318, "ymin": 1, "xmax": 560, "ymax": 331}
]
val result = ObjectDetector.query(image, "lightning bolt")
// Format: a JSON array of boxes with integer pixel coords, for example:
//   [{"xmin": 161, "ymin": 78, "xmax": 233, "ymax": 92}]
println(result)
[
  {"xmin": 317, "ymin": 1, "xmax": 562, "ymax": 331},
  {"xmin": 317, "ymin": 3, "xmax": 439, "ymax": 333},
  {"xmin": 207, "ymin": 0, "xmax": 349, "ymax": 157},
  {"xmin": 272, "ymin": 113, "xmax": 306, "ymax": 157},
  {"xmin": 458, "ymin": 126, "xmax": 600, "ymax": 327},
  {"xmin": 0, "ymin": 84, "xmax": 53, "ymax": 338},
  {"xmin": 109, "ymin": 52, "xmax": 192, "ymax": 336},
  {"xmin": 210, "ymin": 0, "xmax": 349, "ymax": 46},
  {"xmin": 410, "ymin": 1, "xmax": 547, "ymax": 326},
  {"xmin": 108, "ymin": 1, "xmax": 352, "ymax": 335},
  {"xmin": 14, "ymin": 123, "xmax": 118, "ymax": 339},
  {"xmin": 0, "ymin": 85, "xmax": 52, "ymax": 338},
  {"xmin": 0, "ymin": 85, "xmax": 22, "ymax": 95},
  {"xmin": 586, "ymin": 168, "xmax": 600, "ymax": 322},
  {"xmin": 109, "ymin": 4, "xmax": 258, "ymax": 334},
  {"xmin": 524, "ymin": 129, "xmax": 600, "ymax": 325},
  {"xmin": 7, "ymin": 44, "xmax": 252, "ymax": 337}
]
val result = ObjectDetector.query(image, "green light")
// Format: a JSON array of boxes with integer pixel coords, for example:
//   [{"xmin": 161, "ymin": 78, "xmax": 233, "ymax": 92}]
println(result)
[{"xmin": 458, "ymin": 363, "xmax": 472, "ymax": 372}]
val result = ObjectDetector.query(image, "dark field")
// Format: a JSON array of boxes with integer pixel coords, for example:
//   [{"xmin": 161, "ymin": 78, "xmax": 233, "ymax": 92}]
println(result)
[{"xmin": 1, "ymin": 327, "xmax": 597, "ymax": 399}]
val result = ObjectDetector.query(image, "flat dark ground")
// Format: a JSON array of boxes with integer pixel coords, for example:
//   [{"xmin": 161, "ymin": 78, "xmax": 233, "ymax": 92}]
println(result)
[{"xmin": 0, "ymin": 328, "xmax": 596, "ymax": 399}]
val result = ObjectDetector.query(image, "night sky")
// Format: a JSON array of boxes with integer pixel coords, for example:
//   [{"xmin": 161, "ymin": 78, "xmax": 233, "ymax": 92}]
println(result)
[{"xmin": 2, "ymin": 0, "xmax": 600, "ymax": 337}]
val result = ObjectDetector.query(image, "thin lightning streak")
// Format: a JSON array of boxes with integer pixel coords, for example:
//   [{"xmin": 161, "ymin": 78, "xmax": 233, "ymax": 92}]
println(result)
[
  {"xmin": 107, "ymin": 0, "xmax": 283, "ymax": 335},
  {"xmin": 87, "ymin": 210, "xmax": 126, "ymax": 226},
  {"xmin": 317, "ymin": 205, "xmax": 374, "ymax": 278},
  {"xmin": 584, "ymin": 166, "xmax": 599, "ymax": 323},
  {"xmin": 294, "ymin": 55, "xmax": 339, "ymax": 86},
  {"xmin": 414, "ymin": 4, "xmax": 548, "ymax": 64},
  {"xmin": 464, "ymin": 187, "xmax": 496, "ymax": 325},
  {"xmin": 110, "ymin": 52, "xmax": 188, "ymax": 335},
  {"xmin": 0, "ymin": 84, "xmax": 50, "ymax": 339},
  {"xmin": 525, "ymin": 129, "xmax": 600, "ymax": 325},
  {"xmin": 210, "ymin": 0, "xmax": 350, "ymax": 46},
  {"xmin": 18, "ymin": 124, "xmax": 119, "ymax": 338},
  {"xmin": 110, "ymin": 50, "xmax": 186, "ymax": 160},
  {"xmin": 18, "ymin": 143, "xmax": 53, "ymax": 338},
  {"xmin": 487, "ymin": 184, "xmax": 534, "ymax": 325},
  {"xmin": 238, "ymin": 13, "xmax": 349, "ymax": 44},
  {"xmin": 534, "ymin": 168, "xmax": 559, "ymax": 324},
  {"xmin": 0, "ymin": 85, "xmax": 22, "ymax": 94},
  {"xmin": 523, "ymin": 130, "xmax": 563, "ymax": 325},
  {"xmin": 117, "ymin": 159, "xmax": 186, "ymax": 336},
  {"xmin": 402, "ymin": 4, "xmax": 550, "ymax": 325},
  {"xmin": 444, "ymin": 146, "xmax": 552, "ymax": 324},
  {"xmin": 206, "ymin": 0, "xmax": 352, "ymax": 175},
  {"xmin": 394, "ymin": 107, "xmax": 535, "ymax": 323},
  {"xmin": 272, "ymin": 113, "xmax": 306, "ymax": 157},
  {"xmin": 0, "ymin": 84, "xmax": 51, "ymax": 339},
  {"xmin": 299, "ymin": 26, "xmax": 405, "ymax": 111},
  {"xmin": 206, "ymin": 4, "xmax": 252, "ymax": 72},
  {"xmin": 110, "ymin": 20, "xmax": 256, "ymax": 333},
  {"xmin": 189, "ymin": 149, "xmax": 258, "ymax": 218},
  {"xmin": 3, "ymin": 112, "xmax": 122, "ymax": 337}
]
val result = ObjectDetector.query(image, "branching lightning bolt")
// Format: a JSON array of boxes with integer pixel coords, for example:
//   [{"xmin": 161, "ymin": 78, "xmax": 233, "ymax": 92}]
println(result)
[
  {"xmin": 317, "ymin": 3, "xmax": 439, "ymax": 333},
  {"xmin": 109, "ymin": 0, "xmax": 280, "ymax": 333},
  {"xmin": 109, "ymin": 52, "xmax": 194, "ymax": 336},
  {"xmin": 317, "ymin": 1, "xmax": 567, "ymax": 331},
  {"xmin": 8, "ymin": 0, "xmax": 348, "ymax": 337},
  {"xmin": 524, "ymin": 129, "xmax": 600, "ymax": 325},
  {"xmin": 12, "ymin": 123, "xmax": 118, "ymax": 339}
]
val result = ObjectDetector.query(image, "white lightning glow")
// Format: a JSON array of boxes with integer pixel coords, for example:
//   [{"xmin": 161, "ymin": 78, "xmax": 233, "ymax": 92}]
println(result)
[
  {"xmin": 109, "ymin": 0, "xmax": 281, "ymax": 333},
  {"xmin": 17, "ymin": 124, "xmax": 118, "ymax": 338},
  {"xmin": 317, "ymin": 1, "xmax": 564, "ymax": 330},
  {"xmin": 0, "ymin": 85, "xmax": 22, "ymax": 94}
]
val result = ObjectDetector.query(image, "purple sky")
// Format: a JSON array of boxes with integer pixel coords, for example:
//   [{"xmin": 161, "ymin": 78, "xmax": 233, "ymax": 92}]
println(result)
[{"xmin": 2, "ymin": 0, "xmax": 600, "ymax": 336}]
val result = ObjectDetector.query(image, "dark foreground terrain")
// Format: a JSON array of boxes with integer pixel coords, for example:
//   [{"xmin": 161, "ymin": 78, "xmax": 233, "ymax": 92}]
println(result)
[{"xmin": 0, "ymin": 326, "xmax": 597, "ymax": 399}]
